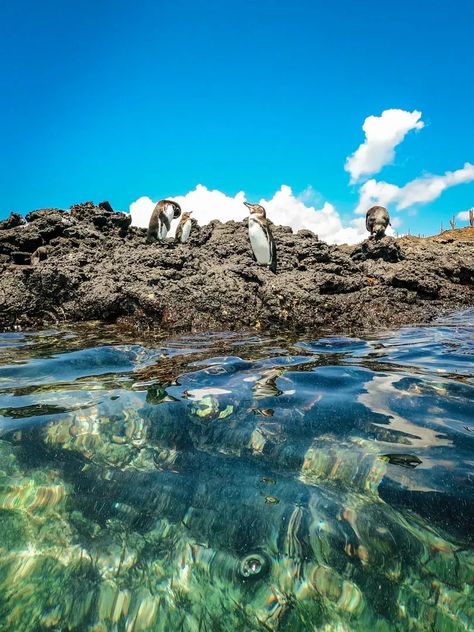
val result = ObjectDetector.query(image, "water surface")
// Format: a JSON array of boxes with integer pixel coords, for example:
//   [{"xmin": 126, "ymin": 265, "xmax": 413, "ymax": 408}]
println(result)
[{"xmin": 0, "ymin": 313, "xmax": 473, "ymax": 631}]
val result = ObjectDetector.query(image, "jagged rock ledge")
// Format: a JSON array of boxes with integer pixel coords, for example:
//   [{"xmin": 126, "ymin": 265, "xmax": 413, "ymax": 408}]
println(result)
[{"xmin": 0, "ymin": 202, "xmax": 473, "ymax": 334}]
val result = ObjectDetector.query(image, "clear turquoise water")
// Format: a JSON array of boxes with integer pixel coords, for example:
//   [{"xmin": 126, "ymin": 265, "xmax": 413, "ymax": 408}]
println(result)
[{"xmin": 0, "ymin": 312, "xmax": 473, "ymax": 631}]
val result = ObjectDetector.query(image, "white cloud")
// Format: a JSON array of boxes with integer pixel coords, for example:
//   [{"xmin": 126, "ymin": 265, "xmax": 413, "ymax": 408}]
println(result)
[
  {"xmin": 355, "ymin": 163, "xmax": 474, "ymax": 214},
  {"xmin": 174, "ymin": 185, "xmax": 248, "ymax": 227},
  {"xmin": 129, "ymin": 196, "xmax": 156, "ymax": 228},
  {"xmin": 354, "ymin": 179, "xmax": 400, "ymax": 215},
  {"xmin": 398, "ymin": 163, "xmax": 474, "ymax": 209},
  {"xmin": 129, "ymin": 184, "xmax": 368, "ymax": 244},
  {"xmin": 260, "ymin": 185, "xmax": 368, "ymax": 243},
  {"xmin": 457, "ymin": 208, "xmax": 473, "ymax": 222},
  {"xmin": 345, "ymin": 109, "xmax": 424, "ymax": 183}
]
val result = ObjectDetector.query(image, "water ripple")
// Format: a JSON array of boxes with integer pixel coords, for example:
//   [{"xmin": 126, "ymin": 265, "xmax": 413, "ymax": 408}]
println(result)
[{"xmin": 0, "ymin": 311, "xmax": 473, "ymax": 630}]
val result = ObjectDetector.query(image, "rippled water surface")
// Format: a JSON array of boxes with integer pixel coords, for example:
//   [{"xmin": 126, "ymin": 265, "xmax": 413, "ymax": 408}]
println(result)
[{"xmin": 0, "ymin": 312, "xmax": 473, "ymax": 631}]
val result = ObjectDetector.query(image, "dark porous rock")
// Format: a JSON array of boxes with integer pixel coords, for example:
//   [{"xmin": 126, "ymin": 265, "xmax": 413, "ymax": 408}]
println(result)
[
  {"xmin": 98, "ymin": 200, "xmax": 114, "ymax": 213},
  {"xmin": 351, "ymin": 236, "xmax": 403, "ymax": 263},
  {"xmin": 25, "ymin": 208, "xmax": 66, "ymax": 222},
  {"xmin": 297, "ymin": 228, "xmax": 318, "ymax": 240},
  {"xmin": 390, "ymin": 266, "xmax": 441, "ymax": 298},
  {"xmin": 11, "ymin": 251, "xmax": 32, "ymax": 265},
  {"xmin": 1, "ymin": 224, "xmax": 44, "ymax": 253},
  {"xmin": 70, "ymin": 201, "xmax": 96, "ymax": 218},
  {"xmin": 0, "ymin": 212, "xmax": 25, "ymax": 230},
  {"xmin": 0, "ymin": 204, "xmax": 473, "ymax": 332},
  {"xmin": 70, "ymin": 201, "xmax": 130, "ymax": 235},
  {"xmin": 25, "ymin": 208, "xmax": 75, "ymax": 241}
]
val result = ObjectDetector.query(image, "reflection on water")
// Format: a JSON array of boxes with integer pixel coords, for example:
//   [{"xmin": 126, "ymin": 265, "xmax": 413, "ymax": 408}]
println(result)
[{"xmin": 0, "ymin": 313, "xmax": 473, "ymax": 631}]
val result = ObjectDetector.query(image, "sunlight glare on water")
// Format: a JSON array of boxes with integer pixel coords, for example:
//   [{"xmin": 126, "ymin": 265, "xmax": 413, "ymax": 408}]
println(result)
[{"xmin": 0, "ymin": 312, "xmax": 473, "ymax": 631}]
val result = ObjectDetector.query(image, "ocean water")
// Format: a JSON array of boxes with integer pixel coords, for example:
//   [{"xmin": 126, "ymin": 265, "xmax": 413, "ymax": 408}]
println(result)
[{"xmin": 0, "ymin": 312, "xmax": 473, "ymax": 631}]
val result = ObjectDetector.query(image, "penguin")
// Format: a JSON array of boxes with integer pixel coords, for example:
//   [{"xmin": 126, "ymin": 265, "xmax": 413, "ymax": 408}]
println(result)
[
  {"xmin": 147, "ymin": 199, "xmax": 181, "ymax": 243},
  {"xmin": 366, "ymin": 205, "xmax": 390, "ymax": 239},
  {"xmin": 244, "ymin": 202, "xmax": 277, "ymax": 273},
  {"xmin": 175, "ymin": 212, "xmax": 193, "ymax": 244}
]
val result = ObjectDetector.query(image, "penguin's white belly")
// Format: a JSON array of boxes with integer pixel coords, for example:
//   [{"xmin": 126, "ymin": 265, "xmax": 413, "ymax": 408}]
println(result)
[
  {"xmin": 158, "ymin": 206, "xmax": 175, "ymax": 240},
  {"xmin": 249, "ymin": 219, "xmax": 271, "ymax": 265},
  {"xmin": 181, "ymin": 219, "xmax": 192, "ymax": 243},
  {"xmin": 164, "ymin": 206, "xmax": 175, "ymax": 224},
  {"xmin": 158, "ymin": 220, "xmax": 168, "ymax": 241}
]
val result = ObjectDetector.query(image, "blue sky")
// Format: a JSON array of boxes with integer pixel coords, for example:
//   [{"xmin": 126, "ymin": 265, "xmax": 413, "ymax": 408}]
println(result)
[{"xmin": 1, "ymin": 0, "xmax": 473, "ymax": 238}]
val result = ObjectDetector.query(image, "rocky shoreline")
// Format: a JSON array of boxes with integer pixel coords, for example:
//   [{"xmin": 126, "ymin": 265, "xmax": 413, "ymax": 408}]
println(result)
[{"xmin": 0, "ymin": 202, "xmax": 473, "ymax": 334}]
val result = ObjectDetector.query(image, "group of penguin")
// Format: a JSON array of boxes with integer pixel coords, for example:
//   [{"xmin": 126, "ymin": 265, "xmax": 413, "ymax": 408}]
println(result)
[{"xmin": 146, "ymin": 199, "xmax": 390, "ymax": 275}]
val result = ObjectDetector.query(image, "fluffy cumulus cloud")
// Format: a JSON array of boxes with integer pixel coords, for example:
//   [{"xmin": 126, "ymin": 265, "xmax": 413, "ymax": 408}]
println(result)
[
  {"xmin": 355, "ymin": 162, "xmax": 474, "ymax": 215},
  {"xmin": 129, "ymin": 184, "xmax": 368, "ymax": 244},
  {"xmin": 261, "ymin": 185, "xmax": 368, "ymax": 243},
  {"xmin": 129, "ymin": 196, "xmax": 157, "ymax": 229},
  {"xmin": 345, "ymin": 109, "xmax": 424, "ymax": 183}
]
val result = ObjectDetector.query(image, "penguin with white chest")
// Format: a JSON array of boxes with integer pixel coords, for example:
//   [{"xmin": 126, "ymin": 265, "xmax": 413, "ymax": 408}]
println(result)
[
  {"xmin": 175, "ymin": 211, "xmax": 193, "ymax": 244},
  {"xmin": 244, "ymin": 202, "xmax": 277, "ymax": 273},
  {"xmin": 147, "ymin": 199, "xmax": 181, "ymax": 243}
]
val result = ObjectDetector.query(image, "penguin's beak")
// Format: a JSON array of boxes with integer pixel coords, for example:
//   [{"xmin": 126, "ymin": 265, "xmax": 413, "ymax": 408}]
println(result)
[{"xmin": 244, "ymin": 202, "xmax": 252, "ymax": 210}]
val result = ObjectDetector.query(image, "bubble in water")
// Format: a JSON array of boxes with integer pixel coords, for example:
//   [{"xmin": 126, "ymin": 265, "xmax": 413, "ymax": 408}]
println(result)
[{"xmin": 239, "ymin": 553, "xmax": 268, "ymax": 579}]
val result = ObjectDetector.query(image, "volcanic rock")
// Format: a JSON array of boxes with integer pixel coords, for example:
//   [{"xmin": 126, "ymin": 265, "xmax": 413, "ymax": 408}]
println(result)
[
  {"xmin": 0, "ymin": 212, "xmax": 25, "ymax": 230},
  {"xmin": 0, "ymin": 204, "xmax": 473, "ymax": 333}
]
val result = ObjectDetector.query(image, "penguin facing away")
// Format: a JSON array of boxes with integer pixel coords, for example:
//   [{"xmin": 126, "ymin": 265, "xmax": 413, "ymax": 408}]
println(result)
[
  {"xmin": 244, "ymin": 202, "xmax": 277, "ymax": 273},
  {"xmin": 147, "ymin": 200, "xmax": 182, "ymax": 243},
  {"xmin": 175, "ymin": 212, "xmax": 193, "ymax": 243},
  {"xmin": 366, "ymin": 205, "xmax": 390, "ymax": 239}
]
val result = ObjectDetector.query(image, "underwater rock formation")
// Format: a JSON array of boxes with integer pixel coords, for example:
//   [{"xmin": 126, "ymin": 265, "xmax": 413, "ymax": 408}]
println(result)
[
  {"xmin": 0, "ymin": 202, "xmax": 473, "ymax": 332},
  {"xmin": 1, "ymin": 397, "xmax": 473, "ymax": 631}
]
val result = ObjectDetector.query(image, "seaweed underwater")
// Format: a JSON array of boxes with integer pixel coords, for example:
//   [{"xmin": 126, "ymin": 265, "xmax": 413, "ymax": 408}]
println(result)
[{"xmin": 0, "ymin": 315, "xmax": 473, "ymax": 631}]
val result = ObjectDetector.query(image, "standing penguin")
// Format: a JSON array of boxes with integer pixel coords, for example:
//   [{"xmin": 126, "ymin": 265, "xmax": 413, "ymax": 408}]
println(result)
[
  {"xmin": 366, "ymin": 205, "xmax": 390, "ymax": 239},
  {"xmin": 244, "ymin": 202, "xmax": 277, "ymax": 273},
  {"xmin": 147, "ymin": 199, "xmax": 182, "ymax": 243},
  {"xmin": 175, "ymin": 212, "xmax": 193, "ymax": 244}
]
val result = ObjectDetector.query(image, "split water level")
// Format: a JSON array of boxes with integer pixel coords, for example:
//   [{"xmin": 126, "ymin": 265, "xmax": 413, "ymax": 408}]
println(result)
[{"xmin": 0, "ymin": 311, "xmax": 473, "ymax": 631}]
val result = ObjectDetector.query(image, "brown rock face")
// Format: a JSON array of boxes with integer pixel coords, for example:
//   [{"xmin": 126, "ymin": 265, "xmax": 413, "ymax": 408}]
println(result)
[{"xmin": 0, "ymin": 203, "xmax": 473, "ymax": 333}]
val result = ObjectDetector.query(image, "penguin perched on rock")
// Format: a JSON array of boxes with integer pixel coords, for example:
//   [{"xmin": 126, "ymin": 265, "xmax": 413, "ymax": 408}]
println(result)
[
  {"xmin": 147, "ymin": 200, "xmax": 181, "ymax": 243},
  {"xmin": 175, "ymin": 212, "xmax": 193, "ymax": 244},
  {"xmin": 244, "ymin": 202, "xmax": 277, "ymax": 273},
  {"xmin": 366, "ymin": 205, "xmax": 390, "ymax": 239}
]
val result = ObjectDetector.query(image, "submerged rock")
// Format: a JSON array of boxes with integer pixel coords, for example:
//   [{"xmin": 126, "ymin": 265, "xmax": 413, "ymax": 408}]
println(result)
[{"xmin": 0, "ymin": 203, "xmax": 473, "ymax": 333}]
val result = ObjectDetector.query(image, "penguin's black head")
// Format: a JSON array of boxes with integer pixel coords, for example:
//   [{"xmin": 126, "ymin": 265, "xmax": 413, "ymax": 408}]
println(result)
[
  {"xmin": 160, "ymin": 199, "xmax": 182, "ymax": 219},
  {"xmin": 171, "ymin": 201, "xmax": 182, "ymax": 218},
  {"xmin": 244, "ymin": 202, "xmax": 266, "ymax": 218}
]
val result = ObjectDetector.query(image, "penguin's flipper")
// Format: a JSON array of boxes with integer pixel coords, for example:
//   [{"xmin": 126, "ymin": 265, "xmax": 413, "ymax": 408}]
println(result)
[
  {"xmin": 161, "ymin": 213, "xmax": 171, "ymax": 232},
  {"xmin": 267, "ymin": 227, "xmax": 277, "ymax": 273},
  {"xmin": 147, "ymin": 205, "xmax": 161, "ymax": 242}
]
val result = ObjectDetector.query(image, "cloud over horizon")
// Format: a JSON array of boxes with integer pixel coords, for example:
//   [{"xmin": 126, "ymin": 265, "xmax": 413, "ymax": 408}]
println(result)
[
  {"xmin": 457, "ymin": 207, "xmax": 474, "ymax": 221},
  {"xmin": 345, "ymin": 109, "xmax": 424, "ymax": 184},
  {"xmin": 129, "ymin": 184, "xmax": 370, "ymax": 245},
  {"xmin": 355, "ymin": 162, "xmax": 474, "ymax": 215}
]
